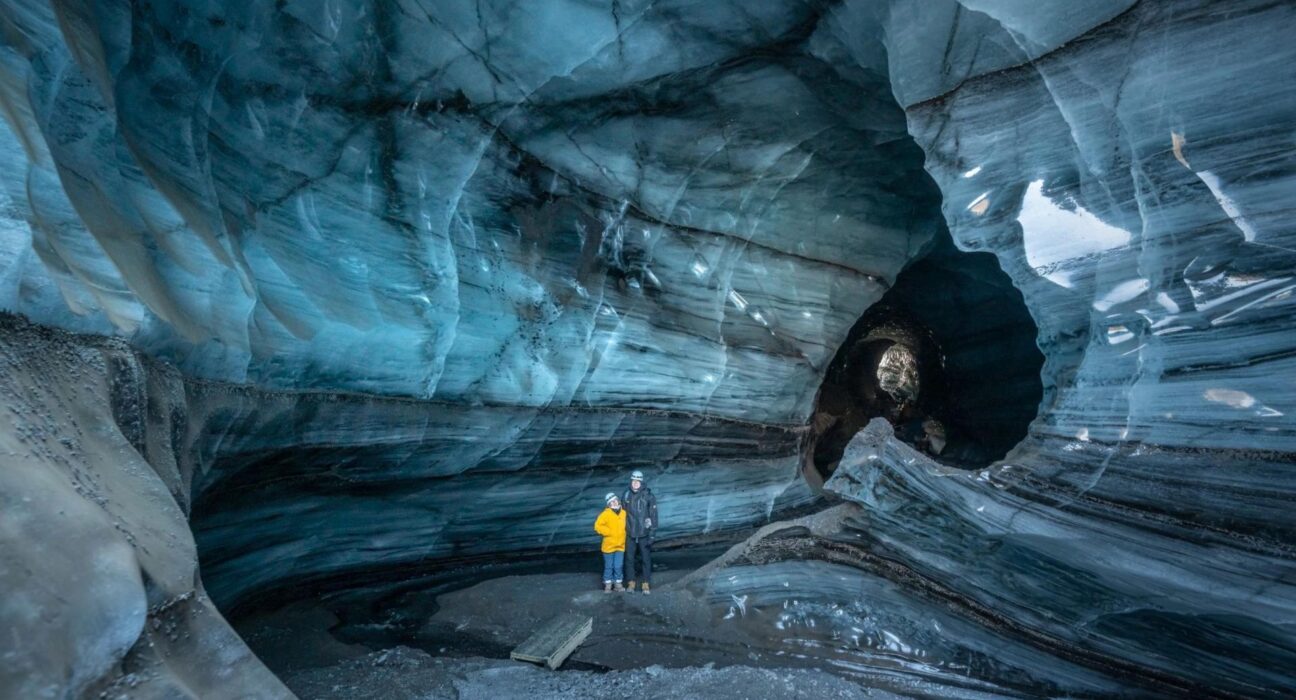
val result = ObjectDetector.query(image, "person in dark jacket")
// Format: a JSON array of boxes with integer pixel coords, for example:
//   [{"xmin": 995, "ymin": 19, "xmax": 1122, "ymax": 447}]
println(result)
[{"xmin": 622, "ymin": 469, "xmax": 658, "ymax": 594}]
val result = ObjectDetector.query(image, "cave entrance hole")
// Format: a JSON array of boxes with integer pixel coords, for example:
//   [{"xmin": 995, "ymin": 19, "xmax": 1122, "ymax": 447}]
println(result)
[{"xmin": 809, "ymin": 236, "xmax": 1045, "ymax": 477}]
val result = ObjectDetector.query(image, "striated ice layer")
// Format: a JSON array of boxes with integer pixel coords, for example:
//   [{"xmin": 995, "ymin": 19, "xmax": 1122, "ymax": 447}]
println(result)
[
  {"xmin": 0, "ymin": 0, "xmax": 939, "ymax": 423},
  {"xmin": 682, "ymin": 417, "xmax": 1295, "ymax": 695},
  {"xmin": 702, "ymin": 560, "xmax": 1127, "ymax": 696},
  {"xmin": 815, "ymin": 420, "xmax": 1296, "ymax": 695},
  {"xmin": 798, "ymin": 1, "xmax": 1294, "ymax": 693},
  {"xmin": 882, "ymin": 0, "xmax": 1296, "ymax": 516},
  {"xmin": 184, "ymin": 389, "xmax": 815, "ymax": 606}
]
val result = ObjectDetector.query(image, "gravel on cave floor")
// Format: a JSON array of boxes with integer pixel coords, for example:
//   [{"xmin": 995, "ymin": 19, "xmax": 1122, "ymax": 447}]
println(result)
[{"xmin": 278, "ymin": 645, "xmax": 895, "ymax": 700}]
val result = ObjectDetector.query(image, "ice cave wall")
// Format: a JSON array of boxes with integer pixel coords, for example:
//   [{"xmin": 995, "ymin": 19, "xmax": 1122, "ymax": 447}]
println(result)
[
  {"xmin": 809, "ymin": 1, "xmax": 1296, "ymax": 693},
  {"xmin": 1, "ymin": 0, "xmax": 948, "ymax": 609},
  {"xmin": 882, "ymin": 0, "xmax": 1296, "ymax": 533},
  {"xmin": 0, "ymin": 316, "xmax": 293, "ymax": 698},
  {"xmin": 2, "ymin": 0, "xmax": 1296, "ymax": 697},
  {"xmin": 1, "ymin": 0, "xmax": 940, "ymax": 413}
]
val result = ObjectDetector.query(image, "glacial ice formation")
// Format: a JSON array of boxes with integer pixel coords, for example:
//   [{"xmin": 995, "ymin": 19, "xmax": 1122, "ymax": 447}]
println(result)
[{"xmin": 2, "ymin": 0, "xmax": 1295, "ymax": 697}]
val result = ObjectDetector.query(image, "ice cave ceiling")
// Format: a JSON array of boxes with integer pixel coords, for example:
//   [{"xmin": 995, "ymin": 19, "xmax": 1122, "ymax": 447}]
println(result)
[{"xmin": 2, "ymin": 0, "xmax": 1295, "ymax": 698}]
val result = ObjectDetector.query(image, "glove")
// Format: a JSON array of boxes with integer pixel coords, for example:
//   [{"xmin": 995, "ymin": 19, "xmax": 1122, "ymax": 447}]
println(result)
[{"xmin": 645, "ymin": 518, "xmax": 652, "ymax": 529}]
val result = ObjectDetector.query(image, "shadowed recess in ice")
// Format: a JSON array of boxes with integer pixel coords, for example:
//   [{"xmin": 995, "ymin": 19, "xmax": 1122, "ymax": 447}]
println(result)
[
  {"xmin": 810, "ymin": 236, "xmax": 1045, "ymax": 471},
  {"xmin": 2, "ymin": 0, "xmax": 1296, "ymax": 697}
]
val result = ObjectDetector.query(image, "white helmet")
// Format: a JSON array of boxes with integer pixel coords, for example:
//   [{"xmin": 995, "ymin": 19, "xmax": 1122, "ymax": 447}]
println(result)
[
  {"xmin": 605, "ymin": 492, "xmax": 618, "ymax": 505},
  {"xmin": 630, "ymin": 469, "xmax": 645, "ymax": 482}
]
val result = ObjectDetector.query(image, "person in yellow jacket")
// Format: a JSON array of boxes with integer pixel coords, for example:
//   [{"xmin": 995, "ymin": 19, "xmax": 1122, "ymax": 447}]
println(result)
[{"xmin": 594, "ymin": 493, "xmax": 627, "ymax": 592}]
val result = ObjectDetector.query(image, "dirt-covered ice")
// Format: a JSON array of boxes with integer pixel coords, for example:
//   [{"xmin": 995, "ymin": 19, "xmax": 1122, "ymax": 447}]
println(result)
[{"xmin": 280, "ymin": 646, "xmax": 894, "ymax": 700}]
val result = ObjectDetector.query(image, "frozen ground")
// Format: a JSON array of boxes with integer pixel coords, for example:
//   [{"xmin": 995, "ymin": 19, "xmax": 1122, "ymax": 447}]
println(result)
[
  {"xmin": 230, "ymin": 520, "xmax": 909, "ymax": 699},
  {"xmin": 281, "ymin": 647, "xmax": 892, "ymax": 700},
  {"xmin": 232, "ymin": 507, "xmax": 1066, "ymax": 699},
  {"xmin": 233, "ymin": 541, "xmax": 897, "ymax": 699},
  {"xmin": 233, "ymin": 493, "xmax": 1168, "ymax": 698}
]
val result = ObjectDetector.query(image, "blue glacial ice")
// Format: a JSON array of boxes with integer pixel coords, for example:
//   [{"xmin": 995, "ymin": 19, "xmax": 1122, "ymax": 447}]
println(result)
[{"xmin": 1, "ymin": 0, "xmax": 1295, "ymax": 697}]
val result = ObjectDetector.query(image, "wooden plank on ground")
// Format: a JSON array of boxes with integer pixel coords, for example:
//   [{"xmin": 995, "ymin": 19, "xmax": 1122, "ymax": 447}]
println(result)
[{"xmin": 510, "ymin": 613, "xmax": 593, "ymax": 670}]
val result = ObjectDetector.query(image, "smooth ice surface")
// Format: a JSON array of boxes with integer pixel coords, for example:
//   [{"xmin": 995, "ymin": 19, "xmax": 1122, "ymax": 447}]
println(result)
[{"xmin": 2, "ymin": 0, "xmax": 1296, "ymax": 697}]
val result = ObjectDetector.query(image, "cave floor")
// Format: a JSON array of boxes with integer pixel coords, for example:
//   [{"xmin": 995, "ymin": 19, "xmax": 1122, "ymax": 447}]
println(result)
[
  {"xmin": 275, "ymin": 647, "xmax": 886, "ymax": 700},
  {"xmin": 231, "ymin": 540, "xmax": 895, "ymax": 699}
]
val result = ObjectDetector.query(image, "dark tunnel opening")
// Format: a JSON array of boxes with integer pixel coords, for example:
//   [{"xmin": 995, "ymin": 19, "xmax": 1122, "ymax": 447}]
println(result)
[{"xmin": 810, "ymin": 235, "xmax": 1045, "ymax": 475}]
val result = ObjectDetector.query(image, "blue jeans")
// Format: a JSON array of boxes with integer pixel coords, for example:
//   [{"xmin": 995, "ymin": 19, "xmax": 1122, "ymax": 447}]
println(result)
[{"xmin": 602, "ymin": 551, "xmax": 624, "ymax": 584}]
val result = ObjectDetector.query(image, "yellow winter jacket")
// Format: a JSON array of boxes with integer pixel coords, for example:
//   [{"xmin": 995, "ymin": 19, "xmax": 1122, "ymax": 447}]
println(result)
[{"xmin": 594, "ymin": 507, "xmax": 627, "ymax": 553}]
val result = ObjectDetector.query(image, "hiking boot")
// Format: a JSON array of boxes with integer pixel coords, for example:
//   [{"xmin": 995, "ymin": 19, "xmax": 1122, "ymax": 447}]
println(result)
[
  {"xmin": 613, "ymin": 582, "xmax": 625, "ymax": 592},
  {"xmin": 625, "ymin": 581, "xmax": 636, "ymax": 592},
  {"xmin": 603, "ymin": 582, "xmax": 612, "ymax": 593},
  {"xmin": 642, "ymin": 582, "xmax": 651, "ymax": 595}
]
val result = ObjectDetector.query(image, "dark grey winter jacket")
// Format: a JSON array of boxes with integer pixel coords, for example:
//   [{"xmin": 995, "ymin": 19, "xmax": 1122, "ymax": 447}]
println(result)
[{"xmin": 622, "ymin": 486, "xmax": 658, "ymax": 540}]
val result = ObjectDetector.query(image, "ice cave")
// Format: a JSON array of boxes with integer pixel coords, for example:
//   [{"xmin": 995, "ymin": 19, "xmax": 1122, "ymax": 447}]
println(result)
[{"xmin": 2, "ymin": 1, "xmax": 1295, "ymax": 698}]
